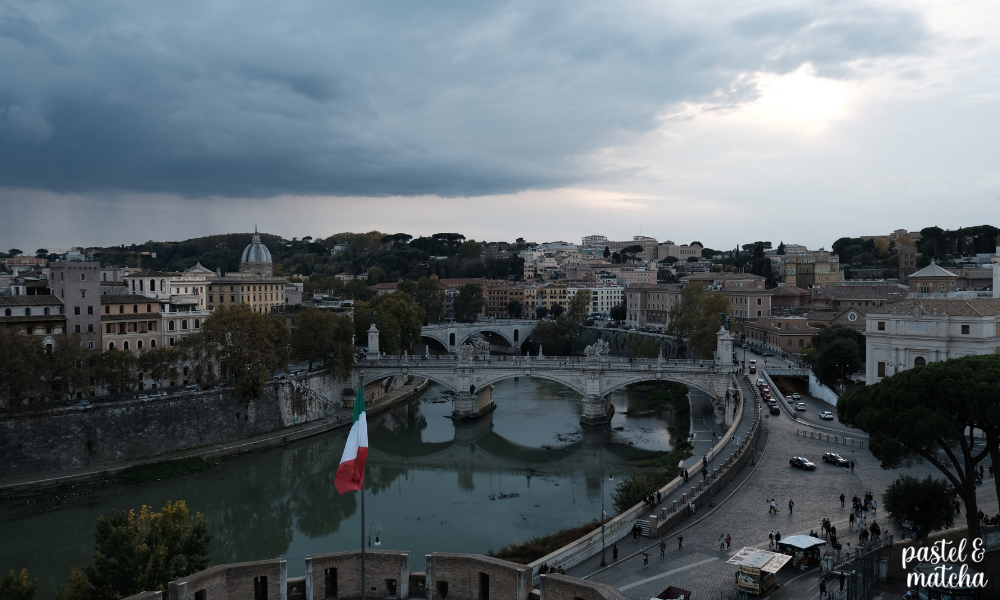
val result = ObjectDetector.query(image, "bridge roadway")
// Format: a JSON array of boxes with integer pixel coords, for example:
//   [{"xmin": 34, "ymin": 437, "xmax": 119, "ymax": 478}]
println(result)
[
  {"xmin": 353, "ymin": 354, "xmax": 732, "ymax": 425},
  {"xmin": 419, "ymin": 319, "xmax": 537, "ymax": 352}
]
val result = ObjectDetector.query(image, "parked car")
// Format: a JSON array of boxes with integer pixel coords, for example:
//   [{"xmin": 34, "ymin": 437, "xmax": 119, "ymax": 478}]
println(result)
[
  {"xmin": 791, "ymin": 393, "xmax": 801, "ymax": 400},
  {"xmin": 184, "ymin": 384, "xmax": 199, "ymax": 392},
  {"xmin": 137, "ymin": 393, "xmax": 149, "ymax": 400},
  {"xmin": 151, "ymin": 390, "xmax": 167, "ymax": 397},
  {"xmin": 819, "ymin": 411, "xmax": 834, "ymax": 420},
  {"xmin": 795, "ymin": 402, "xmax": 807, "ymax": 411},
  {"xmin": 789, "ymin": 456, "xmax": 816, "ymax": 470},
  {"xmin": 823, "ymin": 452, "xmax": 850, "ymax": 467}
]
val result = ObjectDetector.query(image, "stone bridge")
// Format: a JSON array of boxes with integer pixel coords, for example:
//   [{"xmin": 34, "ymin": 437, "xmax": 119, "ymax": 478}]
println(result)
[
  {"xmin": 352, "ymin": 354, "xmax": 732, "ymax": 425},
  {"xmin": 419, "ymin": 320, "xmax": 538, "ymax": 353}
]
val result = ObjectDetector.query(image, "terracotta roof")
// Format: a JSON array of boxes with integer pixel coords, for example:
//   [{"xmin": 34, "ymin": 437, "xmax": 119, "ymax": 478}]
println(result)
[
  {"xmin": 772, "ymin": 286, "xmax": 810, "ymax": 296},
  {"xmin": 683, "ymin": 272, "xmax": 765, "ymax": 281},
  {"xmin": 0, "ymin": 295, "xmax": 63, "ymax": 306},
  {"xmin": 877, "ymin": 298, "xmax": 1000, "ymax": 317},
  {"xmin": 100, "ymin": 294, "xmax": 156, "ymax": 304}
]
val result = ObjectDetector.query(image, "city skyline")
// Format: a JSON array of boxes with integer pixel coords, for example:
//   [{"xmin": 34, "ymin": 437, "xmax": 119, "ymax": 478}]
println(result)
[{"xmin": 2, "ymin": 1, "xmax": 999, "ymax": 250}]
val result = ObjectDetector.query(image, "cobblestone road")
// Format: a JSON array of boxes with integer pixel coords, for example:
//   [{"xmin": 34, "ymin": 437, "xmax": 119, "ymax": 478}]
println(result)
[{"xmin": 568, "ymin": 374, "xmax": 999, "ymax": 600}]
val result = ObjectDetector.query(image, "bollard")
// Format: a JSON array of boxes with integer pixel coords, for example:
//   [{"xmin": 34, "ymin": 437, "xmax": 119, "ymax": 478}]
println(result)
[{"xmin": 672, "ymin": 500, "xmax": 678, "ymax": 512}]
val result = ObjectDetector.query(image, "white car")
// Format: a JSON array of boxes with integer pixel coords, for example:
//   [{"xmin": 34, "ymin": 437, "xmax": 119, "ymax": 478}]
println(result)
[
  {"xmin": 819, "ymin": 411, "xmax": 834, "ymax": 420},
  {"xmin": 795, "ymin": 402, "xmax": 807, "ymax": 411},
  {"xmin": 791, "ymin": 393, "xmax": 801, "ymax": 400}
]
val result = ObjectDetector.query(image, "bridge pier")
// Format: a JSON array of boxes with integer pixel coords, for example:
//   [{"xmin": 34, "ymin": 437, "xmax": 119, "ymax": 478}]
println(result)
[
  {"xmin": 450, "ymin": 385, "xmax": 496, "ymax": 421},
  {"xmin": 580, "ymin": 394, "xmax": 615, "ymax": 426}
]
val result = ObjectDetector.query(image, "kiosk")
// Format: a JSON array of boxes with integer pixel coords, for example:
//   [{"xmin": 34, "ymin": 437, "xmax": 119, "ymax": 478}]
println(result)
[
  {"xmin": 727, "ymin": 548, "xmax": 792, "ymax": 596},
  {"xmin": 776, "ymin": 534, "xmax": 828, "ymax": 569}
]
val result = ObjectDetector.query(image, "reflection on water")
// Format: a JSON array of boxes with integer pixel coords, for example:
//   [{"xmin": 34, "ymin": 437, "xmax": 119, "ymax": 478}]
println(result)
[{"xmin": 0, "ymin": 378, "xmax": 678, "ymax": 599}]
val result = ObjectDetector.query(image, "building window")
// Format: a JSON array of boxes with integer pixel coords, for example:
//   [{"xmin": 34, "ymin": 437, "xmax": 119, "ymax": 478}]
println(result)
[
  {"xmin": 161, "ymin": 279, "xmax": 166, "ymax": 291},
  {"xmin": 877, "ymin": 361, "xmax": 886, "ymax": 377},
  {"xmin": 88, "ymin": 324, "xmax": 94, "ymax": 333},
  {"xmin": 194, "ymin": 319, "xmax": 200, "ymax": 329},
  {"xmin": 169, "ymin": 337, "xmax": 175, "ymax": 346},
  {"xmin": 150, "ymin": 339, "xmax": 156, "ymax": 348},
  {"xmin": 757, "ymin": 298, "xmax": 762, "ymax": 305},
  {"xmin": 74, "ymin": 306, "xmax": 80, "ymax": 315},
  {"xmin": 181, "ymin": 320, "xmax": 188, "ymax": 330},
  {"xmin": 139, "ymin": 280, "xmax": 144, "ymax": 292},
  {"xmin": 3, "ymin": 309, "xmax": 8, "ymax": 316},
  {"xmin": 962, "ymin": 325, "xmax": 970, "ymax": 335},
  {"xmin": 88, "ymin": 341, "xmax": 95, "ymax": 350},
  {"xmin": 147, "ymin": 304, "xmax": 152, "ymax": 312},
  {"xmin": 108, "ymin": 341, "xmax": 115, "ymax": 350},
  {"xmin": 88, "ymin": 306, "xmax": 94, "ymax": 315},
  {"xmin": 81, "ymin": 290, "xmax": 86, "ymax": 298},
  {"xmin": 137, "ymin": 340, "xmax": 143, "ymax": 349},
  {"xmin": 105, "ymin": 305, "xmax": 110, "ymax": 314},
  {"xmin": 150, "ymin": 279, "xmax": 156, "ymax": 291},
  {"xmin": 81, "ymin": 273, "xmax": 86, "ymax": 281},
  {"xmin": 106, "ymin": 324, "xmax": 112, "ymax": 334},
  {"xmin": 133, "ymin": 304, "xmax": 138, "ymax": 313},
  {"xmin": 123, "ymin": 341, "xmax": 130, "ymax": 350},
  {"xmin": 169, "ymin": 321, "xmax": 175, "ymax": 331},
  {"xmin": 119, "ymin": 305, "xmax": 124, "ymax": 314},
  {"xmin": 914, "ymin": 356, "xmax": 926, "ymax": 368},
  {"xmin": 75, "ymin": 325, "xmax": 81, "ymax": 333},
  {"xmin": 25, "ymin": 308, "xmax": 31, "ymax": 316},
  {"xmin": 757, "ymin": 310, "xmax": 762, "ymax": 317}
]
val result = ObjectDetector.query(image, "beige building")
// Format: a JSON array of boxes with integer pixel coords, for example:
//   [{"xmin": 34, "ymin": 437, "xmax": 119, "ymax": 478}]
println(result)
[
  {"xmin": 657, "ymin": 241, "xmax": 703, "ymax": 261},
  {"xmin": 207, "ymin": 233, "xmax": 287, "ymax": 313},
  {"xmin": 783, "ymin": 250, "xmax": 844, "ymax": 288},
  {"xmin": 0, "ymin": 296, "xmax": 66, "ymax": 355},
  {"xmin": 744, "ymin": 316, "xmax": 821, "ymax": 354},
  {"xmin": 536, "ymin": 282, "xmax": 622, "ymax": 317},
  {"xmin": 101, "ymin": 295, "xmax": 162, "ymax": 351},
  {"xmin": 625, "ymin": 283, "xmax": 681, "ymax": 327},
  {"xmin": 682, "ymin": 272, "xmax": 773, "ymax": 319}
]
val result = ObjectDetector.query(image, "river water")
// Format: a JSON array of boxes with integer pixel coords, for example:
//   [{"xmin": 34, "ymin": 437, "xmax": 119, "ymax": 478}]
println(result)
[{"xmin": 0, "ymin": 378, "xmax": 681, "ymax": 599}]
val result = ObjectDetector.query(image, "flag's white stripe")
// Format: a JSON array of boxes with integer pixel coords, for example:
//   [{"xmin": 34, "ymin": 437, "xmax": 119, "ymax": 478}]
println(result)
[{"xmin": 338, "ymin": 410, "xmax": 368, "ymax": 464}]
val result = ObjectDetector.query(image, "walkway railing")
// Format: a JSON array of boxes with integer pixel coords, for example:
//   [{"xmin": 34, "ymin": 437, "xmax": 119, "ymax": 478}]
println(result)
[{"xmin": 796, "ymin": 430, "xmax": 867, "ymax": 448}]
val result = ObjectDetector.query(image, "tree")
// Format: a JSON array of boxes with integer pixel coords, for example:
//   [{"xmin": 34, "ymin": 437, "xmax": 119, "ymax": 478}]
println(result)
[
  {"xmin": 0, "ymin": 328, "xmax": 46, "ymax": 408},
  {"xmin": 873, "ymin": 237, "xmax": 890, "ymax": 257},
  {"xmin": 807, "ymin": 325, "xmax": 865, "ymax": 386},
  {"xmin": 47, "ymin": 334, "xmax": 92, "ymax": 400},
  {"xmin": 667, "ymin": 284, "xmax": 730, "ymax": 358},
  {"xmin": 610, "ymin": 251, "xmax": 621, "ymax": 264},
  {"xmin": 621, "ymin": 245, "xmax": 643, "ymax": 263},
  {"xmin": 458, "ymin": 240, "xmax": 484, "ymax": 260},
  {"xmin": 776, "ymin": 242, "xmax": 786, "ymax": 255},
  {"xmin": 94, "ymin": 348, "xmax": 139, "ymax": 399},
  {"xmin": 603, "ymin": 246, "xmax": 611, "ymax": 259},
  {"xmin": 566, "ymin": 290, "xmax": 592, "ymax": 327},
  {"xmin": 660, "ymin": 256, "xmax": 679, "ymax": 264},
  {"xmin": 536, "ymin": 306, "xmax": 549, "ymax": 320},
  {"xmin": 609, "ymin": 302, "xmax": 626, "ymax": 322},
  {"xmin": 8, "ymin": 249, "xmax": 22, "ymax": 256},
  {"xmin": 882, "ymin": 475, "xmax": 956, "ymax": 538},
  {"xmin": 366, "ymin": 266, "xmax": 386, "ymax": 286},
  {"xmin": 58, "ymin": 501, "xmax": 211, "ymax": 600},
  {"xmin": 506, "ymin": 300, "xmax": 523, "ymax": 319},
  {"xmin": 414, "ymin": 277, "xmax": 447, "ymax": 324},
  {"xmin": 176, "ymin": 334, "xmax": 216, "ymax": 384},
  {"xmin": 291, "ymin": 308, "xmax": 355, "ymax": 376},
  {"xmin": 852, "ymin": 252, "xmax": 875, "ymax": 266},
  {"xmin": 838, "ymin": 355, "xmax": 1000, "ymax": 539},
  {"xmin": 453, "ymin": 284, "xmax": 485, "ymax": 323},
  {"xmin": 35, "ymin": 249, "xmax": 48, "ymax": 257},
  {"xmin": 201, "ymin": 305, "xmax": 288, "ymax": 400},
  {"xmin": 550, "ymin": 303, "xmax": 565, "ymax": 318},
  {"xmin": 1, "ymin": 569, "xmax": 37, "ymax": 600},
  {"xmin": 138, "ymin": 347, "xmax": 180, "ymax": 389},
  {"xmin": 353, "ymin": 292, "xmax": 425, "ymax": 355}
]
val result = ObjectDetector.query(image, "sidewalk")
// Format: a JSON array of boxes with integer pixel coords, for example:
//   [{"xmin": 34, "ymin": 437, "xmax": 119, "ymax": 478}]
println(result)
[
  {"xmin": 0, "ymin": 377, "xmax": 429, "ymax": 497},
  {"xmin": 568, "ymin": 376, "xmax": 765, "ymax": 579}
]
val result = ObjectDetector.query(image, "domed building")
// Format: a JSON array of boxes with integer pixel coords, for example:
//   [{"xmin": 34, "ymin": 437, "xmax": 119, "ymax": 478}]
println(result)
[{"xmin": 239, "ymin": 228, "xmax": 273, "ymax": 277}]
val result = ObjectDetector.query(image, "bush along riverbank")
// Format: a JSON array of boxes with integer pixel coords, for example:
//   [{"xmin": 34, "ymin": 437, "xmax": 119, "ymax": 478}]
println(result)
[
  {"xmin": 487, "ymin": 520, "xmax": 604, "ymax": 565},
  {"xmin": 116, "ymin": 457, "xmax": 215, "ymax": 483},
  {"xmin": 612, "ymin": 381, "xmax": 693, "ymax": 514}
]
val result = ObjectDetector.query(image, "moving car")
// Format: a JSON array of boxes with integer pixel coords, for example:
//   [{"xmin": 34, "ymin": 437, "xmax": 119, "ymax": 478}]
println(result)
[
  {"xmin": 822, "ymin": 452, "xmax": 850, "ymax": 467},
  {"xmin": 795, "ymin": 402, "xmax": 807, "ymax": 411},
  {"xmin": 819, "ymin": 411, "xmax": 834, "ymax": 420},
  {"xmin": 769, "ymin": 405, "xmax": 780, "ymax": 415},
  {"xmin": 789, "ymin": 456, "xmax": 816, "ymax": 470},
  {"xmin": 791, "ymin": 393, "xmax": 801, "ymax": 400}
]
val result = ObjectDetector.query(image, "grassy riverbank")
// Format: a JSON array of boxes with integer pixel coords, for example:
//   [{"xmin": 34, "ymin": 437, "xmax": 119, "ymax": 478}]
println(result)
[
  {"xmin": 116, "ymin": 457, "xmax": 215, "ymax": 483},
  {"xmin": 487, "ymin": 520, "xmax": 603, "ymax": 565}
]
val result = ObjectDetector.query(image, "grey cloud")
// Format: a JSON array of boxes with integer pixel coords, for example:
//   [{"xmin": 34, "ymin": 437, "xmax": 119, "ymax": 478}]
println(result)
[{"xmin": 0, "ymin": 0, "xmax": 932, "ymax": 198}]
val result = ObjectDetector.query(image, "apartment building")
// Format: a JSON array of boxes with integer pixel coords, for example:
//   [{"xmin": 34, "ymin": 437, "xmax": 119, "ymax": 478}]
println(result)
[
  {"xmin": 49, "ymin": 261, "xmax": 102, "ymax": 350},
  {"xmin": 783, "ymin": 250, "xmax": 844, "ymax": 288},
  {"xmin": 100, "ymin": 295, "xmax": 162, "ymax": 351},
  {"xmin": 743, "ymin": 316, "xmax": 820, "ymax": 354},
  {"xmin": 0, "ymin": 296, "xmax": 66, "ymax": 354},
  {"xmin": 537, "ymin": 282, "xmax": 623, "ymax": 318},
  {"xmin": 625, "ymin": 283, "xmax": 681, "ymax": 327}
]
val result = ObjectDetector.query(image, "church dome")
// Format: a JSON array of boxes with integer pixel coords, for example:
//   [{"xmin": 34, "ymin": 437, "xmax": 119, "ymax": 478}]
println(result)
[{"xmin": 241, "ymin": 230, "xmax": 272, "ymax": 264}]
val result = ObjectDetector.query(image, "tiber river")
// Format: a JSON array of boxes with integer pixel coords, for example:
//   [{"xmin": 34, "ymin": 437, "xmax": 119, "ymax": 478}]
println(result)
[{"xmin": 1, "ymin": 378, "xmax": 695, "ymax": 599}]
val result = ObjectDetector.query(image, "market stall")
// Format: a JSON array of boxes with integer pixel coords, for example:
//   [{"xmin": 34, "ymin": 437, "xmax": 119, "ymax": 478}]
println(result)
[
  {"xmin": 727, "ymin": 547, "xmax": 792, "ymax": 596},
  {"xmin": 776, "ymin": 534, "xmax": 828, "ymax": 568}
]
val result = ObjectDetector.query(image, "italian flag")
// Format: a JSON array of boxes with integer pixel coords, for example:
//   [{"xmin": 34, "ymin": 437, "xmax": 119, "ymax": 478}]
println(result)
[{"xmin": 335, "ymin": 385, "xmax": 368, "ymax": 494}]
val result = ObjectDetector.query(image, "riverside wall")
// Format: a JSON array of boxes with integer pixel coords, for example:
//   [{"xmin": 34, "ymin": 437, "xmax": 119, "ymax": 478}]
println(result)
[{"xmin": 0, "ymin": 371, "xmax": 407, "ymax": 481}]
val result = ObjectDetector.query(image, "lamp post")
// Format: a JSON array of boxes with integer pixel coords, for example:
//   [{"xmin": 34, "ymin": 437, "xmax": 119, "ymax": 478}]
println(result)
[
  {"xmin": 367, "ymin": 523, "xmax": 381, "ymax": 548},
  {"xmin": 599, "ymin": 464, "xmax": 614, "ymax": 567}
]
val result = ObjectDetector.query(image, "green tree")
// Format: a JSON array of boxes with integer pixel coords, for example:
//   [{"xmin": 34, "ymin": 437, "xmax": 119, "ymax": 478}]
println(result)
[
  {"xmin": 603, "ymin": 246, "xmax": 611, "ymax": 259},
  {"xmin": 138, "ymin": 347, "xmax": 180, "ymax": 390},
  {"xmin": 344, "ymin": 278, "xmax": 376, "ymax": 301},
  {"xmin": 536, "ymin": 306, "xmax": 549, "ymax": 320},
  {"xmin": 667, "ymin": 284, "xmax": 731, "ymax": 358},
  {"xmin": 506, "ymin": 300, "xmax": 523, "ymax": 319},
  {"xmin": 1, "ymin": 569, "xmax": 37, "ymax": 600},
  {"xmin": 47, "ymin": 334, "xmax": 91, "ymax": 401},
  {"xmin": 626, "ymin": 334, "xmax": 659, "ymax": 358},
  {"xmin": 453, "ymin": 284, "xmax": 485, "ymax": 323},
  {"xmin": 620, "ymin": 245, "xmax": 643, "ymax": 263},
  {"xmin": 609, "ymin": 302, "xmax": 626, "ymax": 321},
  {"xmin": 806, "ymin": 325, "xmax": 865, "ymax": 386},
  {"xmin": 550, "ymin": 303, "xmax": 565, "ymax": 318},
  {"xmin": 353, "ymin": 292, "xmax": 425, "ymax": 355},
  {"xmin": 566, "ymin": 289, "xmax": 592, "ymax": 327},
  {"xmin": 414, "ymin": 277, "xmax": 447, "ymax": 324},
  {"xmin": 458, "ymin": 240, "xmax": 484, "ymax": 259},
  {"xmin": 396, "ymin": 279, "xmax": 418, "ymax": 297},
  {"xmin": 291, "ymin": 308, "xmax": 355, "ymax": 376},
  {"xmin": 58, "ymin": 501, "xmax": 211, "ymax": 600},
  {"xmin": 838, "ymin": 355, "xmax": 1000, "ymax": 539},
  {"xmin": 8, "ymin": 249, "xmax": 22, "ymax": 256},
  {"xmin": 0, "ymin": 327, "xmax": 46, "ymax": 408},
  {"xmin": 776, "ymin": 242, "xmax": 786, "ymax": 255},
  {"xmin": 201, "ymin": 305, "xmax": 288, "ymax": 400},
  {"xmin": 881, "ymin": 475, "xmax": 956, "ymax": 538},
  {"xmin": 94, "ymin": 348, "xmax": 139, "ymax": 399},
  {"xmin": 175, "ymin": 334, "xmax": 215, "ymax": 384},
  {"xmin": 367, "ymin": 266, "xmax": 386, "ymax": 286},
  {"xmin": 657, "ymin": 268, "xmax": 678, "ymax": 284}
]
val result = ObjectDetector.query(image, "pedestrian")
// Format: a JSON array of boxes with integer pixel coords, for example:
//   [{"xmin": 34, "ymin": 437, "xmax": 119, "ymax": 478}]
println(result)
[
  {"xmin": 846, "ymin": 542, "xmax": 852, "ymax": 558},
  {"xmin": 775, "ymin": 531, "xmax": 781, "ymax": 544},
  {"xmin": 659, "ymin": 540, "xmax": 666, "ymax": 558},
  {"xmin": 840, "ymin": 493, "xmax": 845, "ymax": 508},
  {"xmin": 732, "ymin": 435, "xmax": 736, "ymax": 446},
  {"xmin": 677, "ymin": 535, "xmax": 683, "ymax": 550},
  {"xmin": 720, "ymin": 534, "xmax": 726, "ymax": 550},
  {"xmin": 768, "ymin": 530, "xmax": 774, "ymax": 548},
  {"xmin": 872, "ymin": 499, "xmax": 877, "ymax": 514},
  {"xmin": 769, "ymin": 499, "xmax": 777, "ymax": 514},
  {"xmin": 789, "ymin": 499, "xmax": 795, "ymax": 514},
  {"xmin": 849, "ymin": 513, "xmax": 855, "ymax": 529},
  {"xmin": 702, "ymin": 466, "xmax": 708, "ymax": 479},
  {"xmin": 613, "ymin": 544, "xmax": 618, "ymax": 562},
  {"xmin": 850, "ymin": 460, "xmax": 855, "ymax": 473},
  {"xmin": 839, "ymin": 571, "xmax": 845, "ymax": 593},
  {"xmin": 726, "ymin": 533, "xmax": 732, "ymax": 550},
  {"xmin": 642, "ymin": 550, "xmax": 649, "ymax": 567},
  {"xmin": 819, "ymin": 579, "xmax": 828, "ymax": 598}
]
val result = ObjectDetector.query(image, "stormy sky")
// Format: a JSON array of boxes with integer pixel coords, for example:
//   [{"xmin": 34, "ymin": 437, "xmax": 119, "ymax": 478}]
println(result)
[{"xmin": 1, "ymin": 0, "xmax": 998, "ymax": 250}]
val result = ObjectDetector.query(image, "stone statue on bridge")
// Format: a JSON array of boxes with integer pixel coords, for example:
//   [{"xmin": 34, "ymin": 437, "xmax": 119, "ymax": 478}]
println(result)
[
  {"xmin": 584, "ymin": 339, "xmax": 610, "ymax": 362},
  {"xmin": 457, "ymin": 338, "xmax": 491, "ymax": 362},
  {"xmin": 719, "ymin": 312, "xmax": 731, "ymax": 332}
]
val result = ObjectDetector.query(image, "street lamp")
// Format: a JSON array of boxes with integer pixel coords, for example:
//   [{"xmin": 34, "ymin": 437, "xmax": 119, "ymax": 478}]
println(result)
[
  {"xmin": 368, "ymin": 523, "xmax": 381, "ymax": 548},
  {"xmin": 599, "ymin": 465, "xmax": 614, "ymax": 567}
]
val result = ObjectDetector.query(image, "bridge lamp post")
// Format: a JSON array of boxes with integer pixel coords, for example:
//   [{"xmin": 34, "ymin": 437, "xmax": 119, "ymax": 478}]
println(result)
[
  {"xmin": 368, "ymin": 523, "xmax": 381, "ymax": 548},
  {"xmin": 599, "ymin": 464, "xmax": 614, "ymax": 567}
]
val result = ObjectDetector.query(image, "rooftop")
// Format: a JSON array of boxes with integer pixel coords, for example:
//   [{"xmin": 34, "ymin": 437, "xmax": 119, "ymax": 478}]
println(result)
[
  {"xmin": 878, "ymin": 298, "xmax": 1000, "ymax": 317},
  {"xmin": 100, "ymin": 294, "xmax": 158, "ymax": 304},
  {"xmin": 0, "ymin": 295, "xmax": 63, "ymax": 306}
]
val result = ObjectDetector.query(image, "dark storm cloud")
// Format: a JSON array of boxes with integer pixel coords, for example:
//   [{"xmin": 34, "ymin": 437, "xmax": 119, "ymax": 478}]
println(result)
[{"xmin": 0, "ymin": 0, "xmax": 931, "ymax": 198}]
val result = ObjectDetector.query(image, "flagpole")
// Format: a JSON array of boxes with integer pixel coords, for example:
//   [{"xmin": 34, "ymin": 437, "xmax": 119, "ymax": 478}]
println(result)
[{"xmin": 359, "ymin": 373, "xmax": 366, "ymax": 600}]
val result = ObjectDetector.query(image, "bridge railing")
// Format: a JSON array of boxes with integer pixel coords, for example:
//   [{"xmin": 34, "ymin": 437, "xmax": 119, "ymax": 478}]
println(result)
[{"xmin": 362, "ymin": 354, "xmax": 722, "ymax": 371}]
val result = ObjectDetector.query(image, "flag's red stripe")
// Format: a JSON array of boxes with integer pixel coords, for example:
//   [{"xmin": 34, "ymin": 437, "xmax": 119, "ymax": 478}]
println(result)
[{"xmin": 334, "ymin": 447, "xmax": 368, "ymax": 493}]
